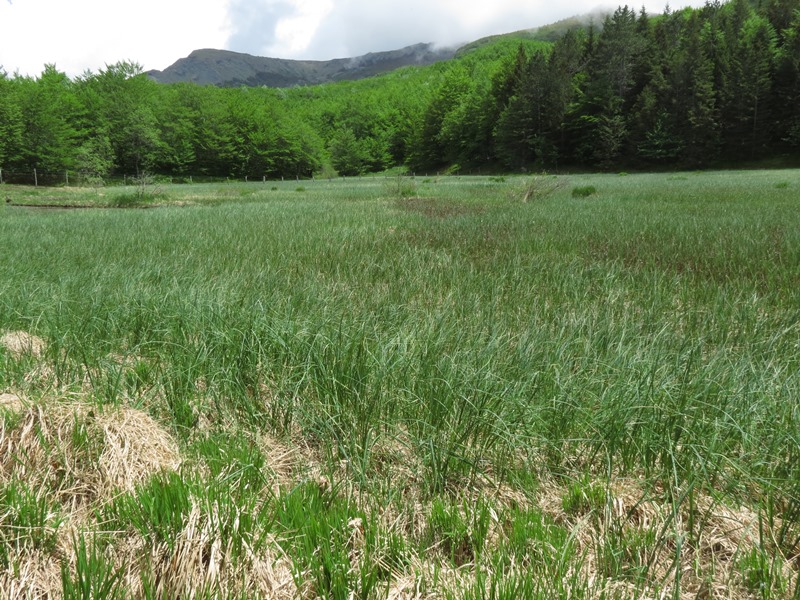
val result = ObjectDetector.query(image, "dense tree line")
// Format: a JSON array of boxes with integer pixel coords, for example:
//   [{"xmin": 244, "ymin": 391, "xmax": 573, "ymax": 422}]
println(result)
[
  {"xmin": 427, "ymin": 0, "xmax": 800, "ymax": 171},
  {"xmin": 1, "ymin": 0, "xmax": 799, "ymax": 181}
]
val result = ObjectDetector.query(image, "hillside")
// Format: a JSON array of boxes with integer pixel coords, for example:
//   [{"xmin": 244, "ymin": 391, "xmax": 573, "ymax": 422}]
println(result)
[
  {"xmin": 455, "ymin": 11, "xmax": 604, "ymax": 56},
  {"xmin": 147, "ymin": 11, "xmax": 603, "ymax": 88},
  {"xmin": 3, "ymin": 1, "xmax": 798, "ymax": 180},
  {"xmin": 146, "ymin": 43, "xmax": 457, "ymax": 87}
]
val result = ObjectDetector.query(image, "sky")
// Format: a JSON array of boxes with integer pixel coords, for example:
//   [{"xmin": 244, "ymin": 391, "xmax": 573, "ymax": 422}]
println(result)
[{"xmin": 1, "ymin": 0, "xmax": 710, "ymax": 78}]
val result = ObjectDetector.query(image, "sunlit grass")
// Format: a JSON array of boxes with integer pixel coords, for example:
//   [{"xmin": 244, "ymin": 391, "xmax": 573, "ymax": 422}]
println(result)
[{"xmin": 1, "ymin": 169, "xmax": 799, "ymax": 597}]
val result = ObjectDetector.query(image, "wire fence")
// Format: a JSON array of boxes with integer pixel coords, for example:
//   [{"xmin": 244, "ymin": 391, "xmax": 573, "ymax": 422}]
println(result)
[
  {"xmin": 0, "ymin": 168, "xmax": 477, "ymax": 189},
  {"xmin": 0, "ymin": 168, "xmax": 317, "ymax": 187},
  {"xmin": 0, "ymin": 168, "xmax": 74, "ymax": 186}
]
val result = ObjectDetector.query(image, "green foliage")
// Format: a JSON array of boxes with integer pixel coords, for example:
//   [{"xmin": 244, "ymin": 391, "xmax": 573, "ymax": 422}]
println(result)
[
  {"xmin": 61, "ymin": 535, "xmax": 124, "ymax": 600},
  {"xmin": 15, "ymin": 65, "xmax": 80, "ymax": 172},
  {"xmin": 0, "ymin": 480, "xmax": 62, "ymax": 564},
  {"xmin": 112, "ymin": 172, "xmax": 166, "ymax": 207},
  {"xmin": 427, "ymin": 498, "xmax": 492, "ymax": 566},
  {"xmin": 0, "ymin": 74, "xmax": 24, "ymax": 167},
  {"xmin": 505, "ymin": 508, "xmax": 572, "ymax": 565},
  {"xmin": 3, "ymin": 1, "xmax": 800, "ymax": 177},
  {"xmin": 99, "ymin": 471, "xmax": 193, "ymax": 549},
  {"xmin": 571, "ymin": 185, "xmax": 597, "ymax": 197},
  {"xmin": 383, "ymin": 175, "xmax": 417, "ymax": 198},
  {"xmin": 275, "ymin": 481, "xmax": 389, "ymax": 598},
  {"xmin": 0, "ymin": 172, "xmax": 799, "ymax": 595},
  {"xmin": 192, "ymin": 432, "xmax": 268, "ymax": 498},
  {"xmin": 75, "ymin": 134, "xmax": 114, "ymax": 187},
  {"xmin": 562, "ymin": 479, "xmax": 607, "ymax": 516},
  {"xmin": 737, "ymin": 546, "xmax": 788, "ymax": 597},
  {"xmin": 596, "ymin": 524, "xmax": 657, "ymax": 583},
  {"xmin": 70, "ymin": 412, "xmax": 105, "ymax": 468},
  {"xmin": 329, "ymin": 127, "xmax": 368, "ymax": 176}
]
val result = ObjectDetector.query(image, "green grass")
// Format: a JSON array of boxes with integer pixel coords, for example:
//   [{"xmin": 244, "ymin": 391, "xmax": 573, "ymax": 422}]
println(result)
[
  {"xmin": 571, "ymin": 185, "xmax": 597, "ymax": 197},
  {"xmin": 0, "ymin": 170, "xmax": 799, "ymax": 597},
  {"xmin": 0, "ymin": 479, "xmax": 62, "ymax": 564}
]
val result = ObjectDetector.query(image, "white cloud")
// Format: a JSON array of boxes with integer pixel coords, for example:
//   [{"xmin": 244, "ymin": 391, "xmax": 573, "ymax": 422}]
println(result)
[
  {"xmin": 0, "ymin": 0, "xmax": 230, "ymax": 76},
  {"xmin": 0, "ymin": 0, "xmax": 710, "ymax": 77},
  {"xmin": 273, "ymin": 0, "xmax": 335, "ymax": 55},
  {"xmin": 226, "ymin": 0, "xmax": 710, "ymax": 61}
]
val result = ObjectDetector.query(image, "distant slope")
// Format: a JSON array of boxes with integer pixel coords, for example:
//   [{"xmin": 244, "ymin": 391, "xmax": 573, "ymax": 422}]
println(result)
[
  {"xmin": 147, "ymin": 43, "xmax": 456, "ymax": 88},
  {"xmin": 456, "ymin": 11, "xmax": 609, "ymax": 56}
]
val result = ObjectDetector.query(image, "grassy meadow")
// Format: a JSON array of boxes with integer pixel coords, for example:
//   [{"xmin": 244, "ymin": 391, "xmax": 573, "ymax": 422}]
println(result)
[{"xmin": 0, "ymin": 170, "xmax": 799, "ymax": 598}]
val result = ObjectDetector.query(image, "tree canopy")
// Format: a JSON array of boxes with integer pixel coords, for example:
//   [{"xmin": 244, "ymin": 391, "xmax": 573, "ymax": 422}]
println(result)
[{"xmin": 1, "ymin": 0, "xmax": 799, "ymax": 181}]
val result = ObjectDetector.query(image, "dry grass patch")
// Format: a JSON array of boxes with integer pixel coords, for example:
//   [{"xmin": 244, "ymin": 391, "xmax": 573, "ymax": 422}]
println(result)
[
  {"xmin": 534, "ymin": 476, "xmax": 799, "ymax": 599},
  {"xmin": 0, "ymin": 549, "xmax": 62, "ymax": 600},
  {"xmin": 0, "ymin": 393, "xmax": 24, "ymax": 412},
  {"xmin": 257, "ymin": 431, "xmax": 319, "ymax": 492},
  {"xmin": 114, "ymin": 504, "xmax": 296, "ymax": 599},
  {"xmin": 0, "ymin": 402, "xmax": 181, "ymax": 504},
  {"xmin": 1, "ymin": 331, "xmax": 47, "ymax": 360}
]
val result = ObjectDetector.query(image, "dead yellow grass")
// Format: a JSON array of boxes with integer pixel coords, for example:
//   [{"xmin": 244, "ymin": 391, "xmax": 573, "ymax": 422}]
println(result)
[
  {"xmin": 0, "ymin": 402, "xmax": 181, "ymax": 505},
  {"xmin": 0, "ymin": 392, "xmax": 24, "ymax": 412},
  {"xmin": 0, "ymin": 549, "xmax": 62, "ymax": 600},
  {"xmin": 1, "ymin": 331, "xmax": 47, "ymax": 360},
  {"xmin": 94, "ymin": 407, "xmax": 182, "ymax": 494},
  {"xmin": 0, "ymin": 397, "xmax": 302, "ymax": 599},
  {"xmin": 1, "ymin": 386, "xmax": 796, "ymax": 598},
  {"xmin": 535, "ymin": 476, "xmax": 798, "ymax": 599},
  {"xmin": 101, "ymin": 504, "xmax": 296, "ymax": 599},
  {"xmin": 257, "ymin": 430, "xmax": 319, "ymax": 492}
]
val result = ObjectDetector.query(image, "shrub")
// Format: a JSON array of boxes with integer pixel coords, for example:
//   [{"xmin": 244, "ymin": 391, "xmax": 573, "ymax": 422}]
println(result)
[
  {"xmin": 515, "ymin": 174, "xmax": 565, "ymax": 202},
  {"xmin": 383, "ymin": 175, "xmax": 417, "ymax": 199},
  {"xmin": 572, "ymin": 185, "xmax": 597, "ymax": 198}
]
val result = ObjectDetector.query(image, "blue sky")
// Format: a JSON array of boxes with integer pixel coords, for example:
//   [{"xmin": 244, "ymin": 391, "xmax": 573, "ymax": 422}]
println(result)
[{"xmin": 1, "ymin": 0, "xmax": 709, "ymax": 77}]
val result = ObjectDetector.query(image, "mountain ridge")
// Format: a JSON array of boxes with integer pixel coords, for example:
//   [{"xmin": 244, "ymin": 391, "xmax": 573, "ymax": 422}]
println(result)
[
  {"xmin": 146, "ymin": 13, "xmax": 603, "ymax": 88},
  {"xmin": 146, "ymin": 43, "xmax": 457, "ymax": 88}
]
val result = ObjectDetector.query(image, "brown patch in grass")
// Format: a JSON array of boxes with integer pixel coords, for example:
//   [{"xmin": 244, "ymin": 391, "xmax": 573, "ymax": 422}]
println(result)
[
  {"xmin": 0, "ymin": 402, "xmax": 181, "ymax": 504},
  {"xmin": 0, "ymin": 392, "xmax": 24, "ymax": 412},
  {"xmin": 139, "ymin": 504, "xmax": 296, "ymax": 599},
  {"xmin": 95, "ymin": 407, "xmax": 182, "ymax": 494},
  {"xmin": 258, "ymin": 431, "xmax": 314, "ymax": 492},
  {"xmin": 0, "ymin": 549, "xmax": 62, "ymax": 600},
  {"xmin": 534, "ymin": 476, "xmax": 798, "ymax": 599},
  {"xmin": 1, "ymin": 331, "xmax": 46, "ymax": 360}
]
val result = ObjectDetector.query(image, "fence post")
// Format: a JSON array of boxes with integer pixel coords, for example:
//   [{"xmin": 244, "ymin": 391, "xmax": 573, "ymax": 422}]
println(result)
[
  {"xmin": 65, "ymin": 170, "xmax": 69, "ymax": 186},
  {"xmin": 34, "ymin": 168, "xmax": 38, "ymax": 187}
]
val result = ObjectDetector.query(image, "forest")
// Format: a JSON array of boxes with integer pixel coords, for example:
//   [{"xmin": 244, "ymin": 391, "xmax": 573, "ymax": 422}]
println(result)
[{"xmin": 1, "ymin": 0, "xmax": 799, "ymax": 183}]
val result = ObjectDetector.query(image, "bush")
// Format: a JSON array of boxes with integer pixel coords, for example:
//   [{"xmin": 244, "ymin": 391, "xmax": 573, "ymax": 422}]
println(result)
[
  {"xmin": 572, "ymin": 185, "xmax": 597, "ymax": 198},
  {"xmin": 383, "ymin": 175, "xmax": 417, "ymax": 199},
  {"xmin": 515, "ymin": 174, "xmax": 565, "ymax": 202}
]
